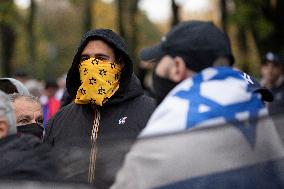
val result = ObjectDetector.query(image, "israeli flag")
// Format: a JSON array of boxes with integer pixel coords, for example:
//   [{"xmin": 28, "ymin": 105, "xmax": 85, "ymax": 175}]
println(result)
[
  {"xmin": 140, "ymin": 67, "xmax": 267, "ymax": 145},
  {"xmin": 112, "ymin": 67, "xmax": 284, "ymax": 189}
]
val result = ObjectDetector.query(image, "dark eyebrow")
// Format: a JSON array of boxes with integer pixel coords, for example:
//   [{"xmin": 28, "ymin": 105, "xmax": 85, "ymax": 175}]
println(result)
[
  {"xmin": 94, "ymin": 53, "xmax": 110, "ymax": 58},
  {"xmin": 17, "ymin": 115, "xmax": 32, "ymax": 122},
  {"xmin": 80, "ymin": 54, "xmax": 90, "ymax": 57}
]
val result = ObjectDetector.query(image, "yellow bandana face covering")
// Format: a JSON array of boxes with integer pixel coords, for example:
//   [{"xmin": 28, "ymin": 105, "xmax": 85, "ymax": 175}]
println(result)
[{"xmin": 75, "ymin": 58, "xmax": 122, "ymax": 106}]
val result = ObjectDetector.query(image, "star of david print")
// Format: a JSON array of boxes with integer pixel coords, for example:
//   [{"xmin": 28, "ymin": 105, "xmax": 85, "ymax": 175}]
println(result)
[
  {"xmin": 84, "ymin": 68, "xmax": 88, "ymax": 75},
  {"xmin": 89, "ymin": 98, "xmax": 96, "ymax": 104},
  {"xmin": 99, "ymin": 69, "xmax": 107, "ymax": 77},
  {"xmin": 80, "ymin": 88, "xmax": 86, "ymax": 95},
  {"xmin": 89, "ymin": 77, "xmax": 96, "ymax": 85},
  {"xmin": 91, "ymin": 59, "xmax": 99, "ymax": 65},
  {"xmin": 114, "ymin": 73, "xmax": 120, "ymax": 80},
  {"xmin": 110, "ymin": 62, "xmax": 116, "ymax": 69},
  {"xmin": 98, "ymin": 87, "xmax": 106, "ymax": 95},
  {"xmin": 173, "ymin": 68, "xmax": 263, "ymax": 147}
]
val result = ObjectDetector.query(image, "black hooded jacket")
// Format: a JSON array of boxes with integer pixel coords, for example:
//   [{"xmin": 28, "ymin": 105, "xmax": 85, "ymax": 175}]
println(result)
[{"xmin": 44, "ymin": 29, "xmax": 156, "ymax": 188}]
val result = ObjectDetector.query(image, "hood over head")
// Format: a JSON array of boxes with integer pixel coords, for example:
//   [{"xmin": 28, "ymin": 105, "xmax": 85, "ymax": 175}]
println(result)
[
  {"xmin": 66, "ymin": 29, "xmax": 134, "ymax": 104},
  {"xmin": 0, "ymin": 78, "xmax": 29, "ymax": 95}
]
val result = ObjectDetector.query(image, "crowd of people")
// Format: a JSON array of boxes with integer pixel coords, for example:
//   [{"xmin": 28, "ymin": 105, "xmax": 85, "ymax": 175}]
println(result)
[{"xmin": 0, "ymin": 20, "xmax": 284, "ymax": 189}]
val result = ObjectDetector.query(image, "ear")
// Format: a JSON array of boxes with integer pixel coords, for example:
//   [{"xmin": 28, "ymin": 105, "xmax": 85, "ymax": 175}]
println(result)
[
  {"xmin": 168, "ymin": 56, "xmax": 188, "ymax": 82},
  {"xmin": 0, "ymin": 119, "xmax": 8, "ymax": 139}
]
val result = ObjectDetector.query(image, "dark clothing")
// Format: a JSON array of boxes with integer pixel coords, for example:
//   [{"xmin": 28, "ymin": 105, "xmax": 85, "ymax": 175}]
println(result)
[
  {"xmin": 44, "ymin": 29, "xmax": 156, "ymax": 189},
  {"xmin": 60, "ymin": 89, "xmax": 73, "ymax": 108},
  {"xmin": 45, "ymin": 76, "xmax": 155, "ymax": 188},
  {"xmin": 0, "ymin": 135, "xmax": 56, "ymax": 181},
  {"xmin": 265, "ymin": 76, "xmax": 284, "ymax": 143},
  {"xmin": 268, "ymin": 76, "xmax": 284, "ymax": 115}
]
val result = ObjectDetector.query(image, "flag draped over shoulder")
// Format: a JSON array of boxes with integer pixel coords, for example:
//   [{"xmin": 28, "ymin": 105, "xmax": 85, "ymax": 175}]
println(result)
[
  {"xmin": 141, "ymin": 67, "xmax": 267, "ymax": 138},
  {"xmin": 112, "ymin": 67, "xmax": 284, "ymax": 189}
]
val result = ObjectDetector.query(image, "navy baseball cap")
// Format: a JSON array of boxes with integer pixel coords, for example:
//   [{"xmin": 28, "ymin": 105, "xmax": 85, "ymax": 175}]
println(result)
[
  {"xmin": 239, "ymin": 71, "xmax": 274, "ymax": 102},
  {"xmin": 262, "ymin": 52, "xmax": 282, "ymax": 65},
  {"xmin": 139, "ymin": 20, "xmax": 234, "ymax": 72}
]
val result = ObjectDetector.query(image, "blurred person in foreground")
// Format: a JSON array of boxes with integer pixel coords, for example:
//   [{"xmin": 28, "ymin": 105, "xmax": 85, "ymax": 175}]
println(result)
[
  {"xmin": 112, "ymin": 21, "xmax": 284, "ymax": 189},
  {"xmin": 44, "ymin": 28, "xmax": 155, "ymax": 188},
  {"xmin": 9, "ymin": 93, "xmax": 44, "ymax": 140},
  {"xmin": 0, "ymin": 91, "xmax": 17, "ymax": 139},
  {"xmin": 0, "ymin": 90, "xmax": 55, "ymax": 180},
  {"xmin": 260, "ymin": 52, "xmax": 284, "ymax": 115}
]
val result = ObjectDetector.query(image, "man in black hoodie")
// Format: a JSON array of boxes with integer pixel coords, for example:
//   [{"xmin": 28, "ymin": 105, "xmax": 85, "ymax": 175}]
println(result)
[{"xmin": 44, "ymin": 29, "xmax": 156, "ymax": 188}]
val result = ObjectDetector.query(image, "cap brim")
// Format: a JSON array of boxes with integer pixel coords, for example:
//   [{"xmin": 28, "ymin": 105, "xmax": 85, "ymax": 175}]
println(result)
[
  {"xmin": 254, "ymin": 88, "xmax": 274, "ymax": 102},
  {"xmin": 238, "ymin": 71, "xmax": 274, "ymax": 102},
  {"xmin": 139, "ymin": 43, "xmax": 164, "ymax": 62}
]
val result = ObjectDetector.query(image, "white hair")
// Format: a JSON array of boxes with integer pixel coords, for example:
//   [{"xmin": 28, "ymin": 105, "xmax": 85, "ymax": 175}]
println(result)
[{"xmin": 0, "ymin": 90, "xmax": 17, "ymax": 135}]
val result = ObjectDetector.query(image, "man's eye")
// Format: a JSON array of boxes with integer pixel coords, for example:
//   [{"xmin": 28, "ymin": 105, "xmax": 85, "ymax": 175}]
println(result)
[
  {"xmin": 95, "ymin": 55, "xmax": 111, "ymax": 61},
  {"xmin": 97, "ymin": 57, "xmax": 107, "ymax": 61},
  {"xmin": 37, "ymin": 118, "xmax": 44, "ymax": 126}
]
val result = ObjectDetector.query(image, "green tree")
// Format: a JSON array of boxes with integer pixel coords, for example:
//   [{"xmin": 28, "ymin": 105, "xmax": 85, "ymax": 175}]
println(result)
[
  {"xmin": 0, "ymin": 0, "xmax": 17, "ymax": 76},
  {"xmin": 27, "ymin": 0, "xmax": 36, "ymax": 68},
  {"xmin": 115, "ymin": 0, "xmax": 140, "ymax": 65},
  {"xmin": 83, "ymin": 0, "xmax": 94, "ymax": 33},
  {"xmin": 230, "ymin": 0, "xmax": 284, "ymax": 59},
  {"xmin": 171, "ymin": 0, "xmax": 180, "ymax": 27}
]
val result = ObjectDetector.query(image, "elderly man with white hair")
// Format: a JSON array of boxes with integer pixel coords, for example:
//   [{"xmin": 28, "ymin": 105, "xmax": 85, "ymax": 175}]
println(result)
[
  {"xmin": 0, "ymin": 90, "xmax": 16, "ymax": 139},
  {"xmin": 0, "ymin": 90, "xmax": 57, "ymax": 180}
]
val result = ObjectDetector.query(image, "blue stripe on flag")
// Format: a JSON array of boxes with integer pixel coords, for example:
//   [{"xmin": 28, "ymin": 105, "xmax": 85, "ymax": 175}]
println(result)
[{"xmin": 156, "ymin": 158, "xmax": 284, "ymax": 189}]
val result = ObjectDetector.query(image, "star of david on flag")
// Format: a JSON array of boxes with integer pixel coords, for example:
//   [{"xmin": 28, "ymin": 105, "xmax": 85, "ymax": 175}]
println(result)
[{"xmin": 173, "ymin": 67, "xmax": 265, "ymax": 146}]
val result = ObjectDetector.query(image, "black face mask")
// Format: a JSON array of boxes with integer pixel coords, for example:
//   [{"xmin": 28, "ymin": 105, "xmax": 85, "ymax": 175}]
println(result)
[
  {"xmin": 17, "ymin": 123, "xmax": 44, "ymax": 139},
  {"xmin": 152, "ymin": 72, "xmax": 178, "ymax": 105}
]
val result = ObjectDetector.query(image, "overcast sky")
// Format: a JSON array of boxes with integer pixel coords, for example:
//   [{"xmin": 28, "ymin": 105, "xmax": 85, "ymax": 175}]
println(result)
[
  {"xmin": 14, "ymin": 0, "xmax": 210, "ymax": 23},
  {"xmin": 139, "ymin": 0, "xmax": 211, "ymax": 23}
]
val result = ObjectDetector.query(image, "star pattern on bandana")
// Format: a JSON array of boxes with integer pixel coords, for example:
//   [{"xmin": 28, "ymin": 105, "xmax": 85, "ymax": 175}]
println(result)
[
  {"xmin": 99, "ymin": 69, "xmax": 107, "ymax": 77},
  {"xmin": 114, "ymin": 73, "xmax": 120, "ymax": 80},
  {"xmin": 91, "ymin": 59, "xmax": 99, "ymax": 65},
  {"xmin": 84, "ymin": 68, "xmax": 88, "ymax": 75},
  {"xmin": 80, "ymin": 88, "xmax": 86, "ymax": 95},
  {"xmin": 89, "ymin": 98, "xmax": 96, "ymax": 104},
  {"xmin": 89, "ymin": 77, "xmax": 96, "ymax": 85},
  {"xmin": 110, "ymin": 62, "xmax": 116, "ymax": 69},
  {"xmin": 98, "ymin": 87, "xmax": 106, "ymax": 95}
]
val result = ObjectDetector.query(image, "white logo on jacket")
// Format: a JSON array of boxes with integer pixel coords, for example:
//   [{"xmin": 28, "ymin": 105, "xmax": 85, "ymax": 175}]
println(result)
[{"xmin": 119, "ymin": 117, "xmax": 127, "ymax": 125}]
